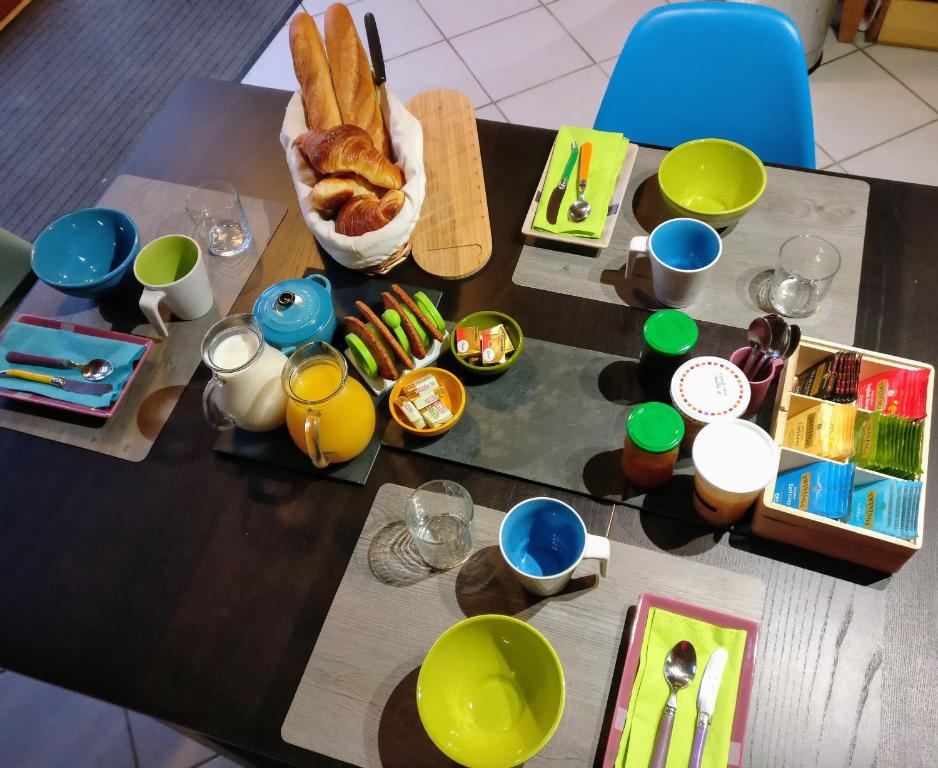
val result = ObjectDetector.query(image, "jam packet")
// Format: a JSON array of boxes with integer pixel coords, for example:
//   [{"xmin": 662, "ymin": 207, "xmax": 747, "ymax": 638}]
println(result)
[
  {"xmin": 774, "ymin": 460, "xmax": 855, "ymax": 520},
  {"xmin": 857, "ymin": 367, "xmax": 930, "ymax": 420}
]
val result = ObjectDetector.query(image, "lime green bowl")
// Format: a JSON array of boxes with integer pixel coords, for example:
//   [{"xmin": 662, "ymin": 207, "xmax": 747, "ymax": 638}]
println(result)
[
  {"xmin": 417, "ymin": 615, "xmax": 565, "ymax": 768},
  {"xmin": 658, "ymin": 138, "xmax": 767, "ymax": 229},
  {"xmin": 450, "ymin": 311, "xmax": 523, "ymax": 375}
]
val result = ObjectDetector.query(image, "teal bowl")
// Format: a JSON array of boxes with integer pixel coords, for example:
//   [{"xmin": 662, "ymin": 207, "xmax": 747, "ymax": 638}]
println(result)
[
  {"xmin": 450, "ymin": 311, "xmax": 523, "ymax": 375},
  {"xmin": 31, "ymin": 208, "xmax": 140, "ymax": 298}
]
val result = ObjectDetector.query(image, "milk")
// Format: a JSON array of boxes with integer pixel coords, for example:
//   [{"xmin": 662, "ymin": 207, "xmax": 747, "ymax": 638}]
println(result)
[{"xmin": 209, "ymin": 329, "xmax": 288, "ymax": 432}]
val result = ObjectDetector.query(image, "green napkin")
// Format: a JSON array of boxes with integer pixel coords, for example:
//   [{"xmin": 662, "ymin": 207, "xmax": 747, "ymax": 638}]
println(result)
[
  {"xmin": 532, "ymin": 125, "xmax": 629, "ymax": 238},
  {"xmin": 615, "ymin": 608, "xmax": 747, "ymax": 768}
]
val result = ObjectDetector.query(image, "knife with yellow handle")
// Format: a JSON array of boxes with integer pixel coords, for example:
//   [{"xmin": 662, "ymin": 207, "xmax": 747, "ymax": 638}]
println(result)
[{"xmin": 1, "ymin": 369, "xmax": 113, "ymax": 395}]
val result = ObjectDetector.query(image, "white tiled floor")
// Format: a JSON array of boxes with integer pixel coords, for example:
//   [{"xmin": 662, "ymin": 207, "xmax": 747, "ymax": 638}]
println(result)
[
  {"xmin": 242, "ymin": 0, "xmax": 938, "ymax": 185},
  {"xmin": 0, "ymin": 671, "xmax": 241, "ymax": 768}
]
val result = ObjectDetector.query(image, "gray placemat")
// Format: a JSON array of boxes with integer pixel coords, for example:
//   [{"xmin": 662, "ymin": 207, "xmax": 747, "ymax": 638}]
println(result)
[
  {"xmin": 0, "ymin": 175, "xmax": 287, "ymax": 461},
  {"xmin": 383, "ymin": 337, "xmax": 637, "ymax": 500},
  {"xmin": 513, "ymin": 148, "xmax": 869, "ymax": 344},
  {"xmin": 281, "ymin": 483, "xmax": 766, "ymax": 767}
]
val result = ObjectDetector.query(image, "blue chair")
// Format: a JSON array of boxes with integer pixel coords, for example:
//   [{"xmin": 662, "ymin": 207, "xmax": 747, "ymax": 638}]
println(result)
[{"xmin": 594, "ymin": 2, "xmax": 815, "ymax": 168}]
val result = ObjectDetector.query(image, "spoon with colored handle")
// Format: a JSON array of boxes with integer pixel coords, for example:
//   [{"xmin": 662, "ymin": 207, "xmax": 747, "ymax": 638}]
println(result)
[
  {"xmin": 649, "ymin": 640, "xmax": 697, "ymax": 768},
  {"xmin": 568, "ymin": 142, "xmax": 593, "ymax": 222},
  {"xmin": 6, "ymin": 351, "xmax": 114, "ymax": 381}
]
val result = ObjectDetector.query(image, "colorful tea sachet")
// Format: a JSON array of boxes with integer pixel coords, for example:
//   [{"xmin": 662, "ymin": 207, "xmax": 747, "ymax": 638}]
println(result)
[
  {"xmin": 848, "ymin": 478, "xmax": 922, "ymax": 540},
  {"xmin": 852, "ymin": 410, "xmax": 924, "ymax": 480},
  {"xmin": 793, "ymin": 352, "xmax": 861, "ymax": 403},
  {"xmin": 784, "ymin": 401, "xmax": 855, "ymax": 460},
  {"xmin": 857, "ymin": 367, "xmax": 930, "ymax": 420},
  {"xmin": 774, "ymin": 460, "xmax": 855, "ymax": 520}
]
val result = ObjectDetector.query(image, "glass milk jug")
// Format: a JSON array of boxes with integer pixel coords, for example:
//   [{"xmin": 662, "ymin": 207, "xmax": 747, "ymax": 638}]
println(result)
[
  {"xmin": 282, "ymin": 341, "xmax": 376, "ymax": 468},
  {"xmin": 201, "ymin": 314, "xmax": 288, "ymax": 432}
]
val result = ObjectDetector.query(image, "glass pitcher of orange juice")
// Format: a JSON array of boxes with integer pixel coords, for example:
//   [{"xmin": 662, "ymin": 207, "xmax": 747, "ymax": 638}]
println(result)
[{"xmin": 282, "ymin": 341, "xmax": 375, "ymax": 468}]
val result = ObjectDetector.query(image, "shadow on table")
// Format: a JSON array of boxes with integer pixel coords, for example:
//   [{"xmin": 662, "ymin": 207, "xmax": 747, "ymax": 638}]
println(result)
[
  {"xmin": 455, "ymin": 545, "xmax": 597, "ymax": 620},
  {"xmin": 377, "ymin": 667, "xmax": 458, "ymax": 768},
  {"xmin": 591, "ymin": 604, "xmax": 638, "ymax": 768},
  {"xmin": 368, "ymin": 521, "xmax": 436, "ymax": 588}
]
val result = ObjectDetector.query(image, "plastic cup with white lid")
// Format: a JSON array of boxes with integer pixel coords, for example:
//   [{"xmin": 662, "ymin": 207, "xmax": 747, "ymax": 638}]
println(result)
[{"xmin": 691, "ymin": 418, "xmax": 779, "ymax": 525}]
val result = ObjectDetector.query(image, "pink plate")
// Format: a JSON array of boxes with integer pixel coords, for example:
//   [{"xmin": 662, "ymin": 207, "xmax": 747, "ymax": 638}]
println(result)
[
  {"xmin": 0, "ymin": 314, "xmax": 153, "ymax": 419},
  {"xmin": 602, "ymin": 593, "xmax": 760, "ymax": 768}
]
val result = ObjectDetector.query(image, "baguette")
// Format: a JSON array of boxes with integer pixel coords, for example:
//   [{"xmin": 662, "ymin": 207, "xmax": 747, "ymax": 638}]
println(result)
[
  {"xmin": 289, "ymin": 13, "xmax": 342, "ymax": 133},
  {"xmin": 324, "ymin": 3, "xmax": 390, "ymax": 157}
]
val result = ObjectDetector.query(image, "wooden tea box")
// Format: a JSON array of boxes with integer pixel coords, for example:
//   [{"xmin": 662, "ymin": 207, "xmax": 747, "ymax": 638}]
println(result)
[{"xmin": 753, "ymin": 336, "xmax": 934, "ymax": 572}]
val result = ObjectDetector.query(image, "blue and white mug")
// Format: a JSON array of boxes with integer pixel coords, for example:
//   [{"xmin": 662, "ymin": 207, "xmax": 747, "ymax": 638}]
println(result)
[
  {"xmin": 498, "ymin": 497, "xmax": 611, "ymax": 596},
  {"xmin": 626, "ymin": 217, "xmax": 723, "ymax": 308}
]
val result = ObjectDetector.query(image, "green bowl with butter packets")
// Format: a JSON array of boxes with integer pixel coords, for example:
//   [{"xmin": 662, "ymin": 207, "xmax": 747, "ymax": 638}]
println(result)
[{"xmin": 450, "ymin": 311, "xmax": 523, "ymax": 375}]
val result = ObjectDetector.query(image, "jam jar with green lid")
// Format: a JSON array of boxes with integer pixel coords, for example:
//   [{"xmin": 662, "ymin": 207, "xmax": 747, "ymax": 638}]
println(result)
[
  {"xmin": 622, "ymin": 402, "xmax": 685, "ymax": 488},
  {"xmin": 637, "ymin": 309, "xmax": 699, "ymax": 402}
]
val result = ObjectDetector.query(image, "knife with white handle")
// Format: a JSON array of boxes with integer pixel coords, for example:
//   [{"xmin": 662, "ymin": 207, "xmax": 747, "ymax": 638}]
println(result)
[{"xmin": 688, "ymin": 648, "xmax": 728, "ymax": 768}]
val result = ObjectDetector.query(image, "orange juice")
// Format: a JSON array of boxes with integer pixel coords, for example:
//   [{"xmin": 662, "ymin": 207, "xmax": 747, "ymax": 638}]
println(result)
[{"xmin": 285, "ymin": 358, "xmax": 375, "ymax": 464}]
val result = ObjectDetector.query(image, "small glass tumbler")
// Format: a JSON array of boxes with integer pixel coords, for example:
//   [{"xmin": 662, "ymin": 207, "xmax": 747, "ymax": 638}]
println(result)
[
  {"xmin": 404, "ymin": 480, "xmax": 474, "ymax": 570},
  {"xmin": 185, "ymin": 181, "xmax": 253, "ymax": 258},
  {"xmin": 768, "ymin": 235, "xmax": 841, "ymax": 318}
]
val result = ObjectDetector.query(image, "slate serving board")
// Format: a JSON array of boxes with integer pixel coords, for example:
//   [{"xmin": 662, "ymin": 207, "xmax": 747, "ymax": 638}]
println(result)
[
  {"xmin": 213, "ymin": 271, "xmax": 441, "ymax": 485},
  {"xmin": 280, "ymin": 483, "xmax": 766, "ymax": 768},
  {"xmin": 513, "ymin": 147, "xmax": 869, "ymax": 345}
]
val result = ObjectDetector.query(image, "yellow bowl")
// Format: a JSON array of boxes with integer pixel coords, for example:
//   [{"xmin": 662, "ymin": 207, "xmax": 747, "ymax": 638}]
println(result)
[
  {"xmin": 417, "ymin": 615, "xmax": 565, "ymax": 768},
  {"xmin": 389, "ymin": 367, "xmax": 466, "ymax": 437},
  {"xmin": 658, "ymin": 138, "xmax": 767, "ymax": 229}
]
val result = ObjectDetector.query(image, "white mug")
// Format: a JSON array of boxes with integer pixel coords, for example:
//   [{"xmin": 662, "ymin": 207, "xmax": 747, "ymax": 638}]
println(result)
[
  {"xmin": 626, "ymin": 218, "xmax": 722, "ymax": 307},
  {"xmin": 134, "ymin": 234, "xmax": 214, "ymax": 337},
  {"xmin": 499, "ymin": 497, "xmax": 611, "ymax": 597}
]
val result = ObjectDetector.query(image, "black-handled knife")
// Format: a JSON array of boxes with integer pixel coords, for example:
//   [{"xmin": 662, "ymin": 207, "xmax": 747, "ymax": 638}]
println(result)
[{"xmin": 364, "ymin": 12, "xmax": 394, "ymax": 159}]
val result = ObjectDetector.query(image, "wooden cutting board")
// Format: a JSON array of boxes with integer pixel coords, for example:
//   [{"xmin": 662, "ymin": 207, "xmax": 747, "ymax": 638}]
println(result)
[{"xmin": 407, "ymin": 89, "xmax": 492, "ymax": 280}]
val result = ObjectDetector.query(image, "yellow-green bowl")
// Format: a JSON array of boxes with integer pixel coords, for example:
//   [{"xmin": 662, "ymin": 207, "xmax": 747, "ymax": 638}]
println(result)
[
  {"xmin": 417, "ymin": 615, "xmax": 565, "ymax": 768},
  {"xmin": 450, "ymin": 311, "xmax": 523, "ymax": 375},
  {"xmin": 658, "ymin": 138, "xmax": 767, "ymax": 229}
]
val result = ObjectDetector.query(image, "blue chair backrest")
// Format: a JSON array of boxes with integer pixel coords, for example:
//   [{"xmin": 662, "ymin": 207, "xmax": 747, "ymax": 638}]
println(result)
[{"xmin": 594, "ymin": 2, "xmax": 815, "ymax": 168}]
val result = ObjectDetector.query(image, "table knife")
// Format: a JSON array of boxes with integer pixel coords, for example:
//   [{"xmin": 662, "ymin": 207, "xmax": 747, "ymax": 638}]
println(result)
[
  {"xmin": 1, "ymin": 369, "xmax": 113, "ymax": 395},
  {"xmin": 688, "ymin": 647, "xmax": 729, "ymax": 768},
  {"xmin": 545, "ymin": 141, "xmax": 578, "ymax": 225},
  {"xmin": 364, "ymin": 12, "xmax": 393, "ymax": 159}
]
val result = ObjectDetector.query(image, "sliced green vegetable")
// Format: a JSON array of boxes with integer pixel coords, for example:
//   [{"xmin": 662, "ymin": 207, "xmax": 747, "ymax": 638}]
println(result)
[{"xmin": 345, "ymin": 333, "xmax": 377, "ymax": 379}]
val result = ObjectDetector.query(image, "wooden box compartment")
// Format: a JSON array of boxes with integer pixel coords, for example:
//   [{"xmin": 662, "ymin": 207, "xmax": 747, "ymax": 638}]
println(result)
[{"xmin": 753, "ymin": 336, "xmax": 933, "ymax": 572}]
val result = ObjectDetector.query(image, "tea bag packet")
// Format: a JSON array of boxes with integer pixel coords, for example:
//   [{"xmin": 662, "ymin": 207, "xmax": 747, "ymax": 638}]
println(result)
[
  {"xmin": 849, "ymin": 478, "xmax": 922, "ymax": 539},
  {"xmin": 795, "ymin": 352, "xmax": 861, "ymax": 403},
  {"xmin": 785, "ymin": 402, "xmax": 856, "ymax": 460},
  {"xmin": 774, "ymin": 460, "xmax": 854, "ymax": 520},
  {"xmin": 857, "ymin": 367, "xmax": 930, "ymax": 419}
]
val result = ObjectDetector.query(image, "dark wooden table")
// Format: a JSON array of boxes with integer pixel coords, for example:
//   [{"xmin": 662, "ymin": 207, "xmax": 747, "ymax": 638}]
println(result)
[{"xmin": 1, "ymin": 79, "xmax": 936, "ymax": 768}]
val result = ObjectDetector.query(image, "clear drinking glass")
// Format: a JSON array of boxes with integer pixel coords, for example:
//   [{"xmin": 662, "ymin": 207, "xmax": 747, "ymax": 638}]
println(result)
[
  {"xmin": 768, "ymin": 235, "xmax": 841, "ymax": 318},
  {"xmin": 404, "ymin": 480, "xmax": 474, "ymax": 569},
  {"xmin": 185, "ymin": 181, "xmax": 253, "ymax": 257}
]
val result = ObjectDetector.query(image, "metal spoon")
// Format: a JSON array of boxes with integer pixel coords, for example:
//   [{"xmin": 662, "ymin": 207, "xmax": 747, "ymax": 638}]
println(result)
[
  {"xmin": 785, "ymin": 324, "xmax": 801, "ymax": 358},
  {"xmin": 5, "ymin": 352, "xmax": 114, "ymax": 382},
  {"xmin": 752, "ymin": 315, "xmax": 791, "ymax": 380},
  {"xmin": 568, "ymin": 142, "xmax": 593, "ymax": 223},
  {"xmin": 649, "ymin": 640, "xmax": 697, "ymax": 768},
  {"xmin": 741, "ymin": 316, "xmax": 772, "ymax": 377}
]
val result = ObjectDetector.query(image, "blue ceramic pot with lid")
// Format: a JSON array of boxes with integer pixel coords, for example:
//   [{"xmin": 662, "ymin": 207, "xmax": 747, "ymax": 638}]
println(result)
[{"xmin": 252, "ymin": 274, "xmax": 336, "ymax": 354}]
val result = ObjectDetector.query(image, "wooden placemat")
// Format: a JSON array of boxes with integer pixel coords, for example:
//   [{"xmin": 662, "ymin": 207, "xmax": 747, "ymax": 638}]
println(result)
[
  {"xmin": 281, "ymin": 483, "xmax": 766, "ymax": 767},
  {"xmin": 0, "ymin": 174, "xmax": 286, "ymax": 461},
  {"xmin": 407, "ymin": 90, "xmax": 492, "ymax": 280},
  {"xmin": 513, "ymin": 149, "xmax": 869, "ymax": 344},
  {"xmin": 383, "ymin": 337, "xmax": 636, "ymax": 501}
]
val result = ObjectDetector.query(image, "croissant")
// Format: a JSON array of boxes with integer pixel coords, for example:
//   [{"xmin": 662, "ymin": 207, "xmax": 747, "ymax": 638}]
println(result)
[
  {"xmin": 310, "ymin": 174, "xmax": 382, "ymax": 215},
  {"xmin": 298, "ymin": 124, "xmax": 404, "ymax": 190},
  {"xmin": 335, "ymin": 190, "xmax": 406, "ymax": 236}
]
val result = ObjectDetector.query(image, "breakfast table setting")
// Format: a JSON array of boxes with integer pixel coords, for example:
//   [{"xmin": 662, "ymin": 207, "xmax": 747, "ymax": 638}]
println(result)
[{"xmin": 1, "ymin": 4, "xmax": 938, "ymax": 768}]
